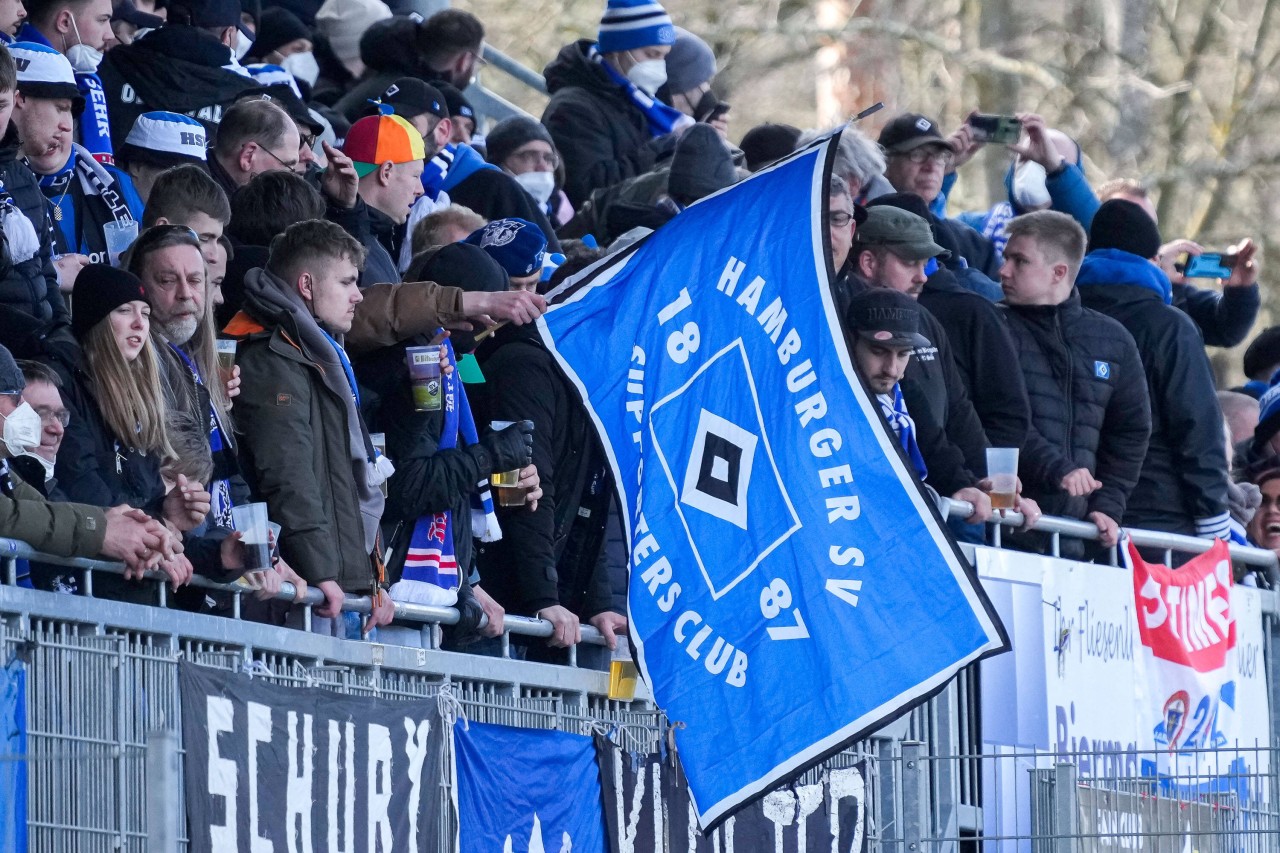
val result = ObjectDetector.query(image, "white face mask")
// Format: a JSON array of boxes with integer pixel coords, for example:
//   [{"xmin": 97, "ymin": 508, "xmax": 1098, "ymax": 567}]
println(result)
[
  {"xmin": 282, "ymin": 51, "xmax": 320, "ymax": 86},
  {"xmin": 1012, "ymin": 160, "xmax": 1052, "ymax": 211},
  {"xmin": 234, "ymin": 33, "xmax": 254, "ymax": 62},
  {"xmin": 513, "ymin": 170, "xmax": 555, "ymax": 205},
  {"xmin": 1, "ymin": 401, "xmax": 41, "ymax": 457},
  {"xmin": 21, "ymin": 451, "xmax": 54, "ymax": 483},
  {"xmin": 626, "ymin": 58, "xmax": 667, "ymax": 94},
  {"xmin": 66, "ymin": 18, "xmax": 103, "ymax": 73}
]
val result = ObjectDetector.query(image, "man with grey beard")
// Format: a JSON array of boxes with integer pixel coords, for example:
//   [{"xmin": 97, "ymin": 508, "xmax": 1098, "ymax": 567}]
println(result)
[{"xmin": 128, "ymin": 223, "xmax": 306, "ymax": 614}]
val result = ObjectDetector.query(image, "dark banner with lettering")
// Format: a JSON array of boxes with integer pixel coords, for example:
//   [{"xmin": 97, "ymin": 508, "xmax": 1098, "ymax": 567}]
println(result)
[
  {"xmin": 179, "ymin": 662, "xmax": 446, "ymax": 853},
  {"xmin": 596, "ymin": 739, "xmax": 869, "ymax": 852}
]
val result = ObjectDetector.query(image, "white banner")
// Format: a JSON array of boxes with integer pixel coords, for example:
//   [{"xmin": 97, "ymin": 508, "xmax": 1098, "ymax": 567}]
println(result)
[{"xmin": 975, "ymin": 546, "xmax": 1271, "ymax": 849}]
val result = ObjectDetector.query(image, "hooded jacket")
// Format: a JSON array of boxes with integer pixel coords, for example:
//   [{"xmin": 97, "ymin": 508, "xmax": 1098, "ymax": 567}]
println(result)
[
  {"xmin": 1000, "ymin": 288, "xmax": 1151, "ymax": 522},
  {"xmin": 1077, "ymin": 249, "xmax": 1230, "ymax": 536},
  {"xmin": 917, "ymin": 266, "xmax": 1031, "ymax": 451},
  {"xmin": 98, "ymin": 26, "xmax": 263, "ymax": 150},
  {"xmin": 0, "ymin": 123, "xmax": 66, "ymax": 328},
  {"xmin": 542, "ymin": 39, "xmax": 679, "ymax": 207},
  {"xmin": 442, "ymin": 144, "xmax": 563, "ymax": 253},
  {"xmin": 226, "ymin": 266, "xmax": 386, "ymax": 592},
  {"xmin": 332, "ymin": 16, "xmax": 436, "ymax": 122},
  {"xmin": 470, "ymin": 321, "xmax": 616, "ymax": 620}
]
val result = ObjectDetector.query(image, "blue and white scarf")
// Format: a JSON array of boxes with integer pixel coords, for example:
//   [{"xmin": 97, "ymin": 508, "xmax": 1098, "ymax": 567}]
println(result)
[
  {"xmin": 168, "ymin": 344, "xmax": 234, "ymax": 528},
  {"xmin": 590, "ymin": 44, "xmax": 694, "ymax": 138},
  {"xmin": 878, "ymin": 385, "xmax": 928, "ymax": 482},
  {"xmin": 391, "ymin": 337, "xmax": 501, "ymax": 607}
]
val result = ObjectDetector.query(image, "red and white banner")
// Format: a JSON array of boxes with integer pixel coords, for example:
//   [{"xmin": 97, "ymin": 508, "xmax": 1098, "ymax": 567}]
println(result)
[{"xmin": 1128, "ymin": 538, "xmax": 1240, "ymax": 768}]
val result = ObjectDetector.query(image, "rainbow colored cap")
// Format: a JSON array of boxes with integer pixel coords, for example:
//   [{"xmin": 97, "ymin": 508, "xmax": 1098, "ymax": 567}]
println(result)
[{"xmin": 342, "ymin": 114, "xmax": 426, "ymax": 177}]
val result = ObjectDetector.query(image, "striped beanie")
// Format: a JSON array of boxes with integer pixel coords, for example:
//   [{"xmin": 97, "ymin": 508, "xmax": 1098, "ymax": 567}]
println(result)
[{"xmin": 597, "ymin": 0, "xmax": 676, "ymax": 54}]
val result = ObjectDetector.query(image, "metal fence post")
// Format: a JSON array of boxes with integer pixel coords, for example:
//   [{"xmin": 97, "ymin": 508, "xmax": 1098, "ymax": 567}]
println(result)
[
  {"xmin": 146, "ymin": 729, "xmax": 179, "ymax": 853},
  {"xmin": 902, "ymin": 740, "xmax": 928, "ymax": 851},
  {"xmin": 1052, "ymin": 762, "xmax": 1078, "ymax": 853}
]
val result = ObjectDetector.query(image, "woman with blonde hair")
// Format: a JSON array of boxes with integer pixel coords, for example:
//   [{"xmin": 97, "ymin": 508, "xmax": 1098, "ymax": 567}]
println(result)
[{"xmin": 34, "ymin": 264, "xmax": 204, "ymax": 602}]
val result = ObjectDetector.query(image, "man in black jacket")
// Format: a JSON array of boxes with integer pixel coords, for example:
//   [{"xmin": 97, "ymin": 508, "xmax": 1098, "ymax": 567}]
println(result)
[
  {"xmin": 1077, "ymin": 199, "xmax": 1231, "ymax": 540},
  {"xmin": 542, "ymin": 0, "xmax": 688, "ymax": 207},
  {"xmin": 473, "ymin": 307, "xmax": 628, "ymax": 659},
  {"xmin": 870, "ymin": 193, "xmax": 1031, "ymax": 452},
  {"xmin": 97, "ymin": 0, "xmax": 261, "ymax": 150},
  {"xmin": 1000, "ymin": 211, "xmax": 1151, "ymax": 550},
  {"xmin": 838, "ymin": 205, "xmax": 991, "ymax": 499},
  {"xmin": 357, "ymin": 244, "xmax": 536, "ymax": 646}
]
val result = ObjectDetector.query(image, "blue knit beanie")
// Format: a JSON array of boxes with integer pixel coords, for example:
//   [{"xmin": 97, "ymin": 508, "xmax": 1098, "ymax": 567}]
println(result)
[
  {"xmin": 597, "ymin": 0, "xmax": 676, "ymax": 54},
  {"xmin": 464, "ymin": 219, "xmax": 548, "ymax": 278}
]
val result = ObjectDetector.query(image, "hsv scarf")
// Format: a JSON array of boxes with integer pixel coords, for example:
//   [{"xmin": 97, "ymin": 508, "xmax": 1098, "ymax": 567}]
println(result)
[
  {"xmin": 169, "ymin": 344, "xmax": 234, "ymax": 528},
  {"xmin": 878, "ymin": 385, "xmax": 928, "ymax": 482},
  {"xmin": 590, "ymin": 44, "xmax": 694, "ymax": 138},
  {"xmin": 392, "ymin": 337, "xmax": 501, "ymax": 607}
]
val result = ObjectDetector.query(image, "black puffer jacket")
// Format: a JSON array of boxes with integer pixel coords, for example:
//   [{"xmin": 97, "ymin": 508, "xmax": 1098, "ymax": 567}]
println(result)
[
  {"xmin": 470, "ymin": 322, "xmax": 616, "ymax": 620},
  {"xmin": 0, "ymin": 124, "xmax": 65, "ymax": 328},
  {"xmin": 1077, "ymin": 252, "xmax": 1229, "ymax": 536},
  {"xmin": 542, "ymin": 39, "xmax": 678, "ymax": 207},
  {"xmin": 918, "ymin": 267, "xmax": 1029, "ymax": 450},
  {"xmin": 98, "ymin": 26, "xmax": 262, "ymax": 150},
  {"xmin": 1001, "ymin": 289, "xmax": 1152, "ymax": 521}
]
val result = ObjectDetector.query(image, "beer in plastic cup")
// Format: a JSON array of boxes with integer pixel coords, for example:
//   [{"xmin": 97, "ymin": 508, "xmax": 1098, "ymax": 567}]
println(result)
[
  {"xmin": 232, "ymin": 502, "xmax": 271, "ymax": 571},
  {"xmin": 405, "ymin": 346, "xmax": 442, "ymax": 411},
  {"xmin": 103, "ymin": 220, "xmax": 139, "ymax": 267},
  {"xmin": 216, "ymin": 339, "xmax": 237, "ymax": 376},
  {"xmin": 986, "ymin": 447, "xmax": 1019, "ymax": 510},
  {"xmin": 488, "ymin": 420, "xmax": 526, "ymax": 507},
  {"xmin": 267, "ymin": 521, "xmax": 282, "ymax": 562},
  {"xmin": 608, "ymin": 636, "xmax": 639, "ymax": 701}
]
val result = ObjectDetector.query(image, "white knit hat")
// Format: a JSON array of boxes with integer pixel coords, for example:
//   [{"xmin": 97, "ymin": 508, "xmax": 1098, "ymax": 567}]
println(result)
[{"xmin": 314, "ymin": 0, "xmax": 391, "ymax": 66}]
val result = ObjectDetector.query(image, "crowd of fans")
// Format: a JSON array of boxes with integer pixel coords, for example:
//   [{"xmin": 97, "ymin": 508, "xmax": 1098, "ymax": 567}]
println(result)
[{"xmin": 0, "ymin": 0, "xmax": 1274, "ymax": 664}]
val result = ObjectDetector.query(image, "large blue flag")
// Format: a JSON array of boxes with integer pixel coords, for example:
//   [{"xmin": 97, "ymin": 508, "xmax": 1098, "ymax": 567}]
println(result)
[
  {"xmin": 455, "ymin": 721, "xmax": 607, "ymax": 853},
  {"xmin": 538, "ymin": 131, "xmax": 1008, "ymax": 825}
]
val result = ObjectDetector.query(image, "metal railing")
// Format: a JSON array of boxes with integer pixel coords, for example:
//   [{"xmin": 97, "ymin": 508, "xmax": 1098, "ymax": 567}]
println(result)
[
  {"xmin": 3, "ymin": 502, "xmax": 1279, "ymax": 850},
  {"xmin": 0, "ymin": 536, "xmax": 616, "ymax": 668}
]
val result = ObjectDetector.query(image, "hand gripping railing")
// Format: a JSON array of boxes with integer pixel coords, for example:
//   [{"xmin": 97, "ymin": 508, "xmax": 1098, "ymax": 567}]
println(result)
[
  {"xmin": 0, "ymin": 537, "xmax": 611, "ymax": 665},
  {"xmin": 940, "ymin": 498, "xmax": 1280, "ymax": 584}
]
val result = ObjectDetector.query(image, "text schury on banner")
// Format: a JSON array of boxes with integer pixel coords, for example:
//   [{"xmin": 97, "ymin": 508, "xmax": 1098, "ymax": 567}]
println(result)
[
  {"xmin": 538, "ymin": 130, "xmax": 1009, "ymax": 825},
  {"xmin": 178, "ymin": 662, "xmax": 448, "ymax": 853}
]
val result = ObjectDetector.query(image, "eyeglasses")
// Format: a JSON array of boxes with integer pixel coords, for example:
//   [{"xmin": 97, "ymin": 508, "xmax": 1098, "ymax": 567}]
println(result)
[
  {"xmin": 897, "ymin": 147, "xmax": 954, "ymax": 167},
  {"xmin": 299, "ymin": 132, "xmax": 317, "ymax": 151},
  {"xmin": 827, "ymin": 211, "xmax": 856, "ymax": 227},
  {"xmin": 468, "ymin": 50, "xmax": 489, "ymax": 67},
  {"xmin": 255, "ymin": 141, "xmax": 300, "ymax": 172},
  {"xmin": 509, "ymin": 149, "xmax": 559, "ymax": 170},
  {"xmin": 34, "ymin": 406, "xmax": 69, "ymax": 428}
]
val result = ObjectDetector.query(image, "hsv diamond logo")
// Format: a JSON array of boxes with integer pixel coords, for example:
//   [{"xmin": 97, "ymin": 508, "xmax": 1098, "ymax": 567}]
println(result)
[
  {"xmin": 680, "ymin": 409, "xmax": 757, "ymax": 529},
  {"xmin": 649, "ymin": 340, "xmax": 800, "ymax": 600}
]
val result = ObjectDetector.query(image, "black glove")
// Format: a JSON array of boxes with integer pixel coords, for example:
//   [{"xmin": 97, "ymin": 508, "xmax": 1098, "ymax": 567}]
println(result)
[{"xmin": 473, "ymin": 420, "xmax": 534, "ymax": 474}]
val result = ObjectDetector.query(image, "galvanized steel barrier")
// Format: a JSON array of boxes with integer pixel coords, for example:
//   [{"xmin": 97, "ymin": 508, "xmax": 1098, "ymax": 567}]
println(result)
[{"xmin": 1, "ymin": 505, "xmax": 1279, "ymax": 851}]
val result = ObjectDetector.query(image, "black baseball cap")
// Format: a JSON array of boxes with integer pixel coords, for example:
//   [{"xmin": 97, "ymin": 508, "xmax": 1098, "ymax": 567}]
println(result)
[
  {"xmin": 187, "ymin": 0, "xmax": 254, "ymax": 38},
  {"xmin": 844, "ymin": 288, "xmax": 931, "ymax": 349},
  {"xmin": 878, "ymin": 113, "xmax": 952, "ymax": 155},
  {"xmin": 377, "ymin": 78, "xmax": 448, "ymax": 122}
]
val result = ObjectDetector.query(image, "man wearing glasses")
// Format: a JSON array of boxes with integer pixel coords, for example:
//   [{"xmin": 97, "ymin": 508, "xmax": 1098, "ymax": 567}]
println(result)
[{"xmin": 877, "ymin": 113, "xmax": 1002, "ymax": 282}]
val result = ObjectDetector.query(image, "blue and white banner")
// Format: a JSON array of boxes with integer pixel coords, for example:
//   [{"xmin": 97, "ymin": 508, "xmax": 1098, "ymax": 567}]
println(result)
[
  {"xmin": 454, "ymin": 721, "xmax": 607, "ymax": 853},
  {"xmin": 539, "ymin": 131, "xmax": 1008, "ymax": 825},
  {"xmin": 0, "ymin": 657, "xmax": 26, "ymax": 853}
]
